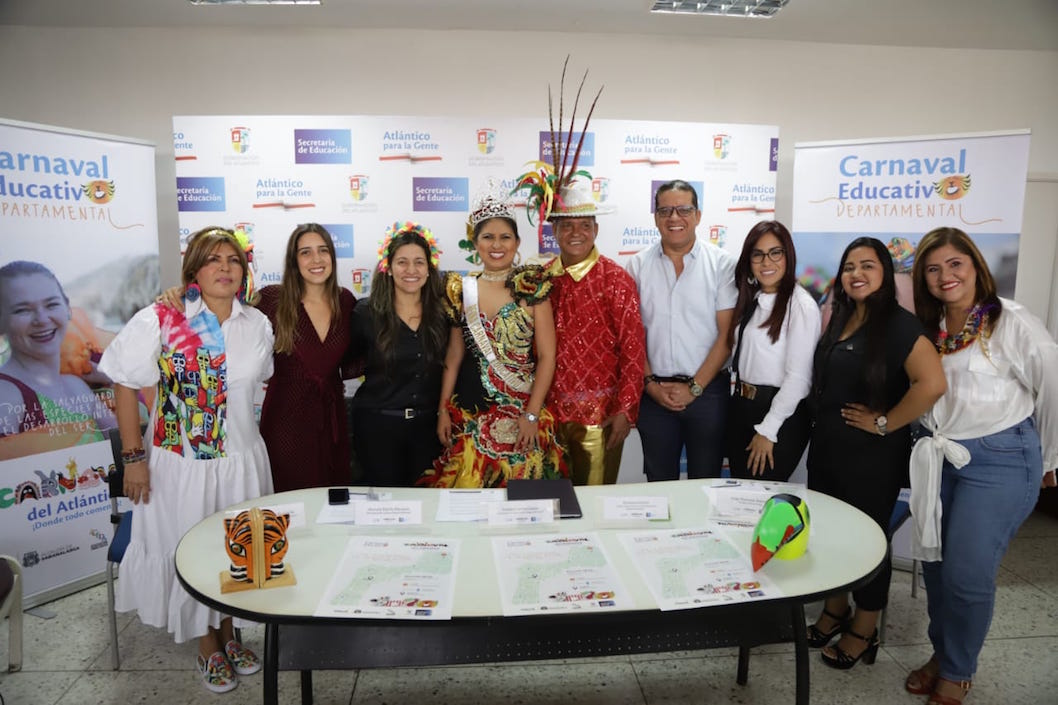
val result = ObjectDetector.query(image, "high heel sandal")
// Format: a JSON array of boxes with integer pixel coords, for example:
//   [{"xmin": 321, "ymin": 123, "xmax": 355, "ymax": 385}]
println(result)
[
  {"xmin": 806, "ymin": 606, "xmax": 851, "ymax": 648},
  {"xmin": 905, "ymin": 656, "xmax": 940, "ymax": 695},
  {"xmin": 927, "ymin": 677, "xmax": 971, "ymax": 705},
  {"xmin": 820, "ymin": 628, "xmax": 879, "ymax": 670}
]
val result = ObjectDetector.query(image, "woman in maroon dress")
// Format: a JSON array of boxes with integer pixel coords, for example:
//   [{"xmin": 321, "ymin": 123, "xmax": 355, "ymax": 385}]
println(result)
[{"xmin": 256, "ymin": 224, "xmax": 357, "ymax": 491}]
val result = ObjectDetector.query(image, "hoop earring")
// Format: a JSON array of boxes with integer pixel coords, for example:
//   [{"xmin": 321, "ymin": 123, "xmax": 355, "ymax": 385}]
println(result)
[
  {"xmin": 514, "ymin": 251, "xmax": 522, "ymax": 266},
  {"xmin": 748, "ymin": 276, "xmax": 758, "ymax": 286}
]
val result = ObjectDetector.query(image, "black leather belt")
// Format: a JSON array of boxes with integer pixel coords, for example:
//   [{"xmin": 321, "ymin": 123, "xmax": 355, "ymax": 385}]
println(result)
[
  {"xmin": 651, "ymin": 375, "xmax": 693, "ymax": 384},
  {"xmin": 650, "ymin": 369, "xmax": 730, "ymax": 384},
  {"xmin": 378, "ymin": 408, "xmax": 434, "ymax": 420}
]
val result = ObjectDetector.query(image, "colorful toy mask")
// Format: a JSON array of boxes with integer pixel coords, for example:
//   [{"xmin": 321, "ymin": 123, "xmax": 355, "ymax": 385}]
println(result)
[{"xmin": 751, "ymin": 493, "xmax": 810, "ymax": 570}]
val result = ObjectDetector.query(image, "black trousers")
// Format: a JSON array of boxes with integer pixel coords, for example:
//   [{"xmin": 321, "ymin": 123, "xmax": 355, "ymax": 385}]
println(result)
[
  {"xmin": 352, "ymin": 409, "xmax": 442, "ymax": 487},
  {"xmin": 726, "ymin": 386, "xmax": 811, "ymax": 482},
  {"xmin": 808, "ymin": 411, "xmax": 910, "ymax": 611}
]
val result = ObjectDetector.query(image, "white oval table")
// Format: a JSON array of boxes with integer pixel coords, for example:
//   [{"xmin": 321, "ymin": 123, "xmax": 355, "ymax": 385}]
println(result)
[{"xmin": 176, "ymin": 480, "xmax": 886, "ymax": 705}]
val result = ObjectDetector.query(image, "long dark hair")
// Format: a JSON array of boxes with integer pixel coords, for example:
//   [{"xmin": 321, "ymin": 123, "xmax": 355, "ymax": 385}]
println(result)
[
  {"xmin": 911, "ymin": 226, "xmax": 1002, "ymax": 340},
  {"xmin": 369, "ymin": 231, "xmax": 448, "ymax": 374},
  {"xmin": 729, "ymin": 221, "xmax": 798, "ymax": 347},
  {"xmin": 274, "ymin": 224, "xmax": 342, "ymax": 355},
  {"xmin": 819, "ymin": 237, "xmax": 898, "ymax": 409}
]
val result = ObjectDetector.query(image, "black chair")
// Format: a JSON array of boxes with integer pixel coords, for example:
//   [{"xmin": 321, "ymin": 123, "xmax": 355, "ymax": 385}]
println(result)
[{"xmin": 105, "ymin": 428, "xmax": 133, "ymax": 670}]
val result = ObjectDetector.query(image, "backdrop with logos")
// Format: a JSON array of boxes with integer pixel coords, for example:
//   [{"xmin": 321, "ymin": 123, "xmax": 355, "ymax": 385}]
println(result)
[
  {"xmin": 172, "ymin": 116, "xmax": 779, "ymax": 297},
  {"xmin": 0, "ymin": 118, "xmax": 159, "ymax": 604}
]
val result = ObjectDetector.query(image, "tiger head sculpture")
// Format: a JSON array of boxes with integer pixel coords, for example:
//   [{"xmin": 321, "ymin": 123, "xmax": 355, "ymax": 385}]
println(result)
[{"xmin": 224, "ymin": 508, "xmax": 290, "ymax": 583}]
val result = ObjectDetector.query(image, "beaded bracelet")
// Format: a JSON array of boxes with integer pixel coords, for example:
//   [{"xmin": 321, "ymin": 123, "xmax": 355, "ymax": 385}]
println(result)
[{"xmin": 120, "ymin": 447, "xmax": 146, "ymax": 464}]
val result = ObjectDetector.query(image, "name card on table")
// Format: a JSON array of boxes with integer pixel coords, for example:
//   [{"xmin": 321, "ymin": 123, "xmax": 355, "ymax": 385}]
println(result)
[
  {"xmin": 602, "ymin": 496, "xmax": 669, "ymax": 521},
  {"xmin": 435, "ymin": 488, "xmax": 506, "ymax": 522},
  {"xmin": 705, "ymin": 480, "xmax": 806, "ymax": 523},
  {"xmin": 487, "ymin": 499, "xmax": 556, "ymax": 525},
  {"xmin": 354, "ymin": 500, "xmax": 423, "ymax": 526}
]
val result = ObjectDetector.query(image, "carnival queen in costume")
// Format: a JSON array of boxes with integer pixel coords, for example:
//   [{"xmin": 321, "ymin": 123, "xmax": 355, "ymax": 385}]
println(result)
[{"xmin": 419, "ymin": 184, "xmax": 568, "ymax": 488}]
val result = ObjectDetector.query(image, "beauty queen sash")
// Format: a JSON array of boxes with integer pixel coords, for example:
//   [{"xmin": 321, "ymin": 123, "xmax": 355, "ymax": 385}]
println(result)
[{"xmin": 462, "ymin": 275, "xmax": 532, "ymax": 395}]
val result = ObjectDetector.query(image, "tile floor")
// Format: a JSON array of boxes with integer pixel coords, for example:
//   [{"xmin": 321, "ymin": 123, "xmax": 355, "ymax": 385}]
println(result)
[{"xmin": 2, "ymin": 511, "xmax": 1056, "ymax": 705}]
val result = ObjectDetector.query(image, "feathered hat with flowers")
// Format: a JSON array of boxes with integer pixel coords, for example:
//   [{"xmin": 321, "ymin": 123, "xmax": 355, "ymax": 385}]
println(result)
[{"xmin": 512, "ymin": 56, "xmax": 607, "ymax": 226}]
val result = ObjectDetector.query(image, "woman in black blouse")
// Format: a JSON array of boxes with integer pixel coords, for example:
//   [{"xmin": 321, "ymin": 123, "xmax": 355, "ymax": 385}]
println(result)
[
  {"xmin": 349, "ymin": 222, "xmax": 449, "ymax": 486},
  {"xmin": 807, "ymin": 237, "xmax": 946, "ymax": 670}
]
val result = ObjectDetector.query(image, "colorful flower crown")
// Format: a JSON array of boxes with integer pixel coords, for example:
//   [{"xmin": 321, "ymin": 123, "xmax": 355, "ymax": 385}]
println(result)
[{"xmin": 377, "ymin": 221, "xmax": 441, "ymax": 273}]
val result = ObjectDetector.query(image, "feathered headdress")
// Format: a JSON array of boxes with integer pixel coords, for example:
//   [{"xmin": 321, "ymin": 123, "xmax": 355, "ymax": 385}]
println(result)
[{"xmin": 513, "ymin": 56, "xmax": 603, "ymax": 225}]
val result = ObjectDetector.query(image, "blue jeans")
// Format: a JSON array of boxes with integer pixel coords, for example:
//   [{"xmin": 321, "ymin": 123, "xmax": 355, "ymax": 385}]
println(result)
[
  {"xmin": 637, "ymin": 372, "xmax": 728, "ymax": 481},
  {"xmin": 921, "ymin": 417, "xmax": 1041, "ymax": 683}
]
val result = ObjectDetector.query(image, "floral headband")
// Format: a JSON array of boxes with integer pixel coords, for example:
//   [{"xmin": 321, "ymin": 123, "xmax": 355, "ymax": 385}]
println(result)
[{"xmin": 377, "ymin": 221, "xmax": 441, "ymax": 274}]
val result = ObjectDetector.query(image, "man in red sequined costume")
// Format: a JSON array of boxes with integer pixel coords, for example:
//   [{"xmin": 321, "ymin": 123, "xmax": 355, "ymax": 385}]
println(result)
[{"xmin": 544, "ymin": 180, "xmax": 646, "ymax": 485}]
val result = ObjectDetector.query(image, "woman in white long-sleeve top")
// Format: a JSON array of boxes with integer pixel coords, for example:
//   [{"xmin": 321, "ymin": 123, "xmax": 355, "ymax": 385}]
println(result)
[
  {"xmin": 726, "ymin": 221, "xmax": 820, "ymax": 480},
  {"xmin": 905, "ymin": 226, "xmax": 1058, "ymax": 705}
]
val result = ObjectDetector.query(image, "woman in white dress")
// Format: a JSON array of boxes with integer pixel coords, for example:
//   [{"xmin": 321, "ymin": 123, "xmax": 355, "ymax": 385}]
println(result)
[{"xmin": 99, "ymin": 227, "xmax": 274, "ymax": 694}]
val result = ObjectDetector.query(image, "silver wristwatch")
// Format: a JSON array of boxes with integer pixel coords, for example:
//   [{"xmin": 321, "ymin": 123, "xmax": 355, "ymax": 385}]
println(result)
[
  {"xmin": 875, "ymin": 415, "xmax": 888, "ymax": 436},
  {"xmin": 524, "ymin": 411, "xmax": 540, "ymax": 423}
]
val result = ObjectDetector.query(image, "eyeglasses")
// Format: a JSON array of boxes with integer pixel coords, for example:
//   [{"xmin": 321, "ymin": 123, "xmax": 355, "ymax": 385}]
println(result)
[
  {"xmin": 750, "ymin": 247, "xmax": 785, "ymax": 264},
  {"xmin": 655, "ymin": 205, "xmax": 697, "ymax": 218}
]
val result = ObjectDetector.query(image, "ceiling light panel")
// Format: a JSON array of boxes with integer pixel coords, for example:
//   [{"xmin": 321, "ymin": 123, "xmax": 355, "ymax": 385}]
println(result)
[
  {"xmin": 650, "ymin": 0, "xmax": 789, "ymax": 18},
  {"xmin": 189, "ymin": 1, "xmax": 322, "ymax": 6}
]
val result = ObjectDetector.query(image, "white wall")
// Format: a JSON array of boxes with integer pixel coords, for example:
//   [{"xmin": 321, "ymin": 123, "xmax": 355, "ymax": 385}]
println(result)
[{"xmin": 2, "ymin": 26, "xmax": 1055, "ymax": 322}]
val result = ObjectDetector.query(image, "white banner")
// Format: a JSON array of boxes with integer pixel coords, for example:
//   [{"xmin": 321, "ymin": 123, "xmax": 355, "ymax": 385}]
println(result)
[
  {"xmin": 792, "ymin": 130, "xmax": 1031, "ymax": 303},
  {"xmin": 0, "ymin": 118, "xmax": 159, "ymax": 602},
  {"xmin": 172, "ymin": 116, "xmax": 778, "ymax": 297}
]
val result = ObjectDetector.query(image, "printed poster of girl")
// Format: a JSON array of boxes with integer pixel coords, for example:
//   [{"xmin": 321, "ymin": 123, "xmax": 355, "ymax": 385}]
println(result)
[{"xmin": 0, "ymin": 256, "xmax": 158, "ymax": 460}]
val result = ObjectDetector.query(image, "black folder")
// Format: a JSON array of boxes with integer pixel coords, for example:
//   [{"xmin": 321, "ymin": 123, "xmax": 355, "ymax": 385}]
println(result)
[{"xmin": 506, "ymin": 478, "xmax": 583, "ymax": 519}]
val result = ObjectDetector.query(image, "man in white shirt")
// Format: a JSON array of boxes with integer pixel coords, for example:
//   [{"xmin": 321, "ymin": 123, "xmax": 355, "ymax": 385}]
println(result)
[{"xmin": 627, "ymin": 180, "xmax": 737, "ymax": 480}]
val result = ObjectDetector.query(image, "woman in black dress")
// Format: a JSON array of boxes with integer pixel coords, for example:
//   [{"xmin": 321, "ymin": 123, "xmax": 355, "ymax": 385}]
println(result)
[{"xmin": 806, "ymin": 237, "xmax": 946, "ymax": 669}]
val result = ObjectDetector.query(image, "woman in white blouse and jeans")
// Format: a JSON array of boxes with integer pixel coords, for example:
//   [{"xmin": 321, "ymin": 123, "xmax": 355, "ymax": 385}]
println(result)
[
  {"xmin": 726, "ymin": 221, "xmax": 820, "ymax": 480},
  {"xmin": 906, "ymin": 227, "xmax": 1058, "ymax": 705}
]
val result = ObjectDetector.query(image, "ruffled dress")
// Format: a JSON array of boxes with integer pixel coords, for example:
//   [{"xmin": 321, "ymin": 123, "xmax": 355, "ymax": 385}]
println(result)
[
  {"xmin": 98, "ymin": 298, "xmax": 274, "ymax": 643},
  {"xmin": 419, "ymin": 267, "xmax": 568, "ymax": 488}
]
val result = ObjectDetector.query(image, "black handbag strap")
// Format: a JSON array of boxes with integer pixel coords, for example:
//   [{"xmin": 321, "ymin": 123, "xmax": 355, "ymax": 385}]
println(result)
[{"xmin": 732, "ymin": 298, "xmax": 758, "ymax": 387}]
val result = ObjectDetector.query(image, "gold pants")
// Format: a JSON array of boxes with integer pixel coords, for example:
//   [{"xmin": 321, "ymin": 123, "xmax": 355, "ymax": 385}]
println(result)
[{"xmin": 557, "ymin": 422, "xmax": 624, "ymax": 486}]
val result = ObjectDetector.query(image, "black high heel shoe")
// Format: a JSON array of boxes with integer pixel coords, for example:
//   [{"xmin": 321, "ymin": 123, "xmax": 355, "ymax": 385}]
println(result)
[
  {"xmin": 820, "ymin": 628, "xmax": 879, "ymax": 670},
  {"xmin": 806, "ymin": 606, "xmax": 851, "ymax": 648}
]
